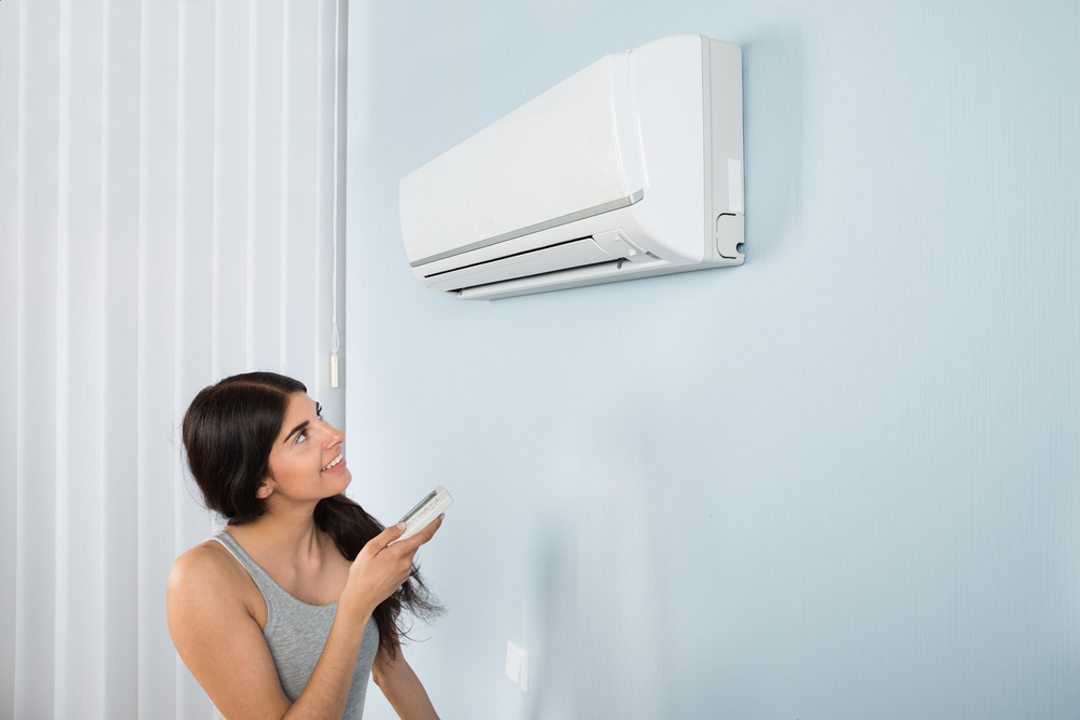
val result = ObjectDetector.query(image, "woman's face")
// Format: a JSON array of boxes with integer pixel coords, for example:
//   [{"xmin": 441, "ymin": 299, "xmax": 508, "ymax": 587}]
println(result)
[{"xmin": 260, "ymin": 392, "xmax": 351, "ymax": 504}]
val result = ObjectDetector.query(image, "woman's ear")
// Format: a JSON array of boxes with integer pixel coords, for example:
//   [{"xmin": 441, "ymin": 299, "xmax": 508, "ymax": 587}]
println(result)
[{"xmin": 256, "ymin": 478, "xmax": 274, "ymax": 500}]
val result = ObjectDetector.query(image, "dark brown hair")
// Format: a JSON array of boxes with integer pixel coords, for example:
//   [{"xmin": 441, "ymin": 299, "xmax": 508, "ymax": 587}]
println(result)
[{"xmin": 181, "ymin": 371, "xmax": 441, "ymax": 659}]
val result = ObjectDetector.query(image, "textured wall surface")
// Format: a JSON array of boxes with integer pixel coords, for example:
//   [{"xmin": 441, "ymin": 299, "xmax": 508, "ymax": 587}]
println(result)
[{"xmin": 346, "ymin": 1, "xmax": 1080, "ymax": 718}]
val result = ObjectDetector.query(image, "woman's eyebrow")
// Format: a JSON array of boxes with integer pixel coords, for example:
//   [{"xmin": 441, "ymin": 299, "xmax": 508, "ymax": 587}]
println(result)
[{"xmin": 283, "ymin": 420, "xmax": 310, "ymax": 444}]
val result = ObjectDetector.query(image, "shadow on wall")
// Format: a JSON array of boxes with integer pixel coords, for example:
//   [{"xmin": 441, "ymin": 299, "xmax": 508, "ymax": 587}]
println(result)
[
  {"xmin": 527, "ymin": 402, "xmax": 666, "ymax": 719},
  {"xmin": 742, "ymin": 28, "xmax": 804, "ymax": 262}
]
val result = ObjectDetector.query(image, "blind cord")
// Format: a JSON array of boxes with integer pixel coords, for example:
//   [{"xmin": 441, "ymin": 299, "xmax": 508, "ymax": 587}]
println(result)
[{"xmin": 329, "ymin": 0, "xmax": 342, "ymax": 387}]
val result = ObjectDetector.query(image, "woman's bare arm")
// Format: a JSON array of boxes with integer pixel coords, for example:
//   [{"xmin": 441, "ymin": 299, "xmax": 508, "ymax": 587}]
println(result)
[
  {"xmin": 372, "ymin": 647, "xmax": 439, "ymax": 720},
  {"xmin": 167, "ymin": 544, "xmax": 298, "ymax": 720}
]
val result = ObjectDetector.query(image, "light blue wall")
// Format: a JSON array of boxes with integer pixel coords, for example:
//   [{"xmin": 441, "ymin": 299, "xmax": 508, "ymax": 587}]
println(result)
[{"xmin": 345, "ymin": 1, "xmax": 1080, "ymax": 717}]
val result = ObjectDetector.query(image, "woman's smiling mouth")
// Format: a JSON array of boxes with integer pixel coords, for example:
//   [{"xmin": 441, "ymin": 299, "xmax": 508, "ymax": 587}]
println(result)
[{"xmin": 321, "ymin": 453, "xmax": 345, "ymax": 472}]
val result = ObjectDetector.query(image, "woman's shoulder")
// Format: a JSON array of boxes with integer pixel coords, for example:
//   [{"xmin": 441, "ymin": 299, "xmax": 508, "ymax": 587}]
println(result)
[
  {"xmin": 168, "ymin": 536, "xmax": 272, "ymax": 634},
  {"xmin": 168, "ymin": 537, "xmax": 254, "ymax": 606}
]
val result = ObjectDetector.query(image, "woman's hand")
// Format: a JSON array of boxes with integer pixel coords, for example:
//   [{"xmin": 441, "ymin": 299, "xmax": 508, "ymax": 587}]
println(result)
[{"xmin": 340, "ymin": 515, "xmax": 444, "ymax": 617}]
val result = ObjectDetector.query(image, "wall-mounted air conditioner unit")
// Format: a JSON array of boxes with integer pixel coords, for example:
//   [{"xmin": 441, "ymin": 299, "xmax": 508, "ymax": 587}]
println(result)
[{"xmin": 399, "ymin": 34, "xmax": 744, "ymax": 300}]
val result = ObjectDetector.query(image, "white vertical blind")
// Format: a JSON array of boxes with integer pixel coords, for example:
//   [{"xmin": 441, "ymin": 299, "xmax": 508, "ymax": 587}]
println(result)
[
  {"xmin": 0, "ymin": 0, "xmax": 20, "ymax": 712},
  {"xmin": 0, "ymin": 0, "xmax": 348, "ymax": 717}
]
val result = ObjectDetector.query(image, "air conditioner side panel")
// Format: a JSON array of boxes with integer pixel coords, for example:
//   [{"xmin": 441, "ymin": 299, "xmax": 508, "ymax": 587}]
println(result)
[{"xmin": 706, "ymin": 39, "xmax": 745, "ymax": 261}]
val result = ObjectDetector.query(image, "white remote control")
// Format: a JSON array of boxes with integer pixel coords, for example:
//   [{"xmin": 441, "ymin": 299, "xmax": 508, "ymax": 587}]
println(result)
[{"xmin": 388, "ymin": 485, "xmax": 452, "ymax": 545}]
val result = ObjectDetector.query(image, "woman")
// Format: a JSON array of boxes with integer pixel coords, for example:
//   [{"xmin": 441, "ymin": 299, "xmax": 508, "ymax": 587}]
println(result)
[{"xmin": 167, "ymin": 371, "xmax": 444, "ymax": 719}]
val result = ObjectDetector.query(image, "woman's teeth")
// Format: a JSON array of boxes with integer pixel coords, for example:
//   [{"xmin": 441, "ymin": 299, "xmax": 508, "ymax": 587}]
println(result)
[{"xmin": 321, "ymin": 454, "xmax": 344, "ymax": 471}]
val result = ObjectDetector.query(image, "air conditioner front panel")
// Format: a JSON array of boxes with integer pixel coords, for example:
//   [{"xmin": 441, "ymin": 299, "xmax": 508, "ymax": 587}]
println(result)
[
  {"xmin": 627, "ymin": 36, "xmax": 706, "ymax": 262},
  {"xmin": 400, "ymin": 54, "xmax": 644, "ymax": 265}
]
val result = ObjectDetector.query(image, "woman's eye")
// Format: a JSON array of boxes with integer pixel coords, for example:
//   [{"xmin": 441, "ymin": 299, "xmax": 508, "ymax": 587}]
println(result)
[{"xmin": 296, "ymin": 429, "xmax": 308, "ymax": 444}]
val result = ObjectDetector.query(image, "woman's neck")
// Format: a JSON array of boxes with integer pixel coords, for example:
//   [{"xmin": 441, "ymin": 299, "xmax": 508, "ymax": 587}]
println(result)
[{"xmin": 229, "ymin": 501, "xmax": 330, "ymax": 567}]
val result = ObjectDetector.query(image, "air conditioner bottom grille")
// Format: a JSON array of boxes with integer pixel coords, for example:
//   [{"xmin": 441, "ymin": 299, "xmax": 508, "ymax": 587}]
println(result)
[
  {"xmin": 449, "ymin": 258, "xmax": 623, "ymax": 295},
  {"xmin": 421, "ymin": 235, "xmax": 622, "ymax": 292}
]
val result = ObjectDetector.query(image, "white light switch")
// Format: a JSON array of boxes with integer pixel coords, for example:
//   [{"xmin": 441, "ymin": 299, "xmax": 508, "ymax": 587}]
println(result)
[{"xmin": 504, "ymin": 641, "xmax": 528, "ymax": 692}]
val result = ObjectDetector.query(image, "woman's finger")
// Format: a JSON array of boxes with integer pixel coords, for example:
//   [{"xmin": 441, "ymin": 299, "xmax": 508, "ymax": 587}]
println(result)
[
  {"xmin": 364, "ymin": 522, "xmax": 407, "ymax": 555},
  {"xmin": 394, "ymin": 513, "xmax": 444, "ymax": 554}
]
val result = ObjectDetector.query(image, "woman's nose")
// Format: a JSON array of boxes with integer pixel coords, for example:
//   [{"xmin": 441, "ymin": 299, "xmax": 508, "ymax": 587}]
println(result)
[{"xmin": 324, "ymin": 422, "xmax": 345, "ymax": 446}]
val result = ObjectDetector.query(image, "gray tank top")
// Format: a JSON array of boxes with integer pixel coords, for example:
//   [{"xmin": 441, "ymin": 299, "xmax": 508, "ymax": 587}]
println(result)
[{"xmin": 211, "ymin": 530, "xmax": 380, "ymax": 719}]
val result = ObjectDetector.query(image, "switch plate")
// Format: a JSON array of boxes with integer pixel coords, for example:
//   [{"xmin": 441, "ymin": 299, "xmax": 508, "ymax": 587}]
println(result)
[{"xmin": 504, "ymin": 641, "xmax": 528, "ymax": 692}]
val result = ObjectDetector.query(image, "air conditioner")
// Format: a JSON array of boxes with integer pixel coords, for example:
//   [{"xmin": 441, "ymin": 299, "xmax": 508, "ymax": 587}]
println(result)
[{"xmin": 398, "ymin": 35, "xmax": 744, "ymax": 301}]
